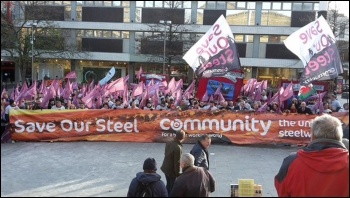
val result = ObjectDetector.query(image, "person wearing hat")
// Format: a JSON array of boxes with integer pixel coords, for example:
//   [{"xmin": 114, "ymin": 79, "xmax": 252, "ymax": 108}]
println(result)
[{"xmin": 127, "ymin": 157, "xmax": 167, "ymax": 197}]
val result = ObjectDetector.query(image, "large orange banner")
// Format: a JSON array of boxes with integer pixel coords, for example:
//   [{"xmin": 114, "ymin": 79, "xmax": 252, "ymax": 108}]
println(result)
[{"xmin": 9, "ymin": 109, "xmax": 349, "ymax": 145}]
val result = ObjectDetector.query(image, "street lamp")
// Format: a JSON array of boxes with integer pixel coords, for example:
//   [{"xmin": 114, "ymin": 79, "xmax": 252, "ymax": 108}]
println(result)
[
  {"xmin": 30, "ymin": 22, "xmax": 37, "ymax": 82},
  {"xmin": 160, "ymin": 20, "xmax": 172, "ymax": 75}
]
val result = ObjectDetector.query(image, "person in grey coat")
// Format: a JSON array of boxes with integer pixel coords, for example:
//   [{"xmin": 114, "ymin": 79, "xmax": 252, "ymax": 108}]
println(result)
[
  {"xmin": 190, "ymin": 134, "xmax": 211, "ymax": 170},
  {"xmin": 160, "ymin": 130, "xmax": 186, "ymax": 194},
  {"xmin": 170, "ymin": 153, "xmax": 215, "ymax": 197},
  {"xmin": 127, "ymin": 158, "xmax": 168, "ymax": 197}
]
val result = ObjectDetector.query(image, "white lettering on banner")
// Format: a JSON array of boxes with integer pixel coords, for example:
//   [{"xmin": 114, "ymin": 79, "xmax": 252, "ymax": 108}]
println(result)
[
  {"xmin": 14, "ymin": 119, "xmax": 140, "ymax": 133},
  {"xmin": 15, "ymin": 119, "xmax": 56, "ymax": 133},
  {"xmin": 159, "ymin": 116, "xmax": 272, "ymax": 136}
]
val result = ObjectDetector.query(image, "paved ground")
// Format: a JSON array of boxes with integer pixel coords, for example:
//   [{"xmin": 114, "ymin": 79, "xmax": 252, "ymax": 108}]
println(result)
[{"xmin": 1, "ymin": 142, "xmax": 298, "ymax": 197}]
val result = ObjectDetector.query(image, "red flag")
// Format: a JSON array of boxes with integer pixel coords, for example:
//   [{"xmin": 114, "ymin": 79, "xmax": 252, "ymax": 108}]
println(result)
[
  {"xmin": 137, "ymin": 67, "xmax": 143, "ymax": 80},
  {"xmin": 65, "ymin": 71, "xmax": 77, "ymax": 79}
]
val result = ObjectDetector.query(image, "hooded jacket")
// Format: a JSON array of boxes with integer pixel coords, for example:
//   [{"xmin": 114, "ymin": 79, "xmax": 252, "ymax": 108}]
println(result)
[
  {"xmin": 127, "ymin": 172, "xmax": 168, "ymax": 197},
  {"xmin": 275, "ymin": 139, "xmax": 349, "ymax": 197}
]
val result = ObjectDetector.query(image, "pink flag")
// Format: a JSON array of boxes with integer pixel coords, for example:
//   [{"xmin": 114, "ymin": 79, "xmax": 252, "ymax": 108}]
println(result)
[
  {"xmin": 24, "ymin": 80, "xmax": 37, "ymax": 100},
  {"xmin": 165, "ymin": 77, "xmax": 176, "ymax": 94},
  {"xmin": 82, "ymin": 85, "xmax": 100, "ymax": 109},
  {"xmin": 1, "ymin": 88, "xmax": 7, "ymax": 99},
  {"xmin": 183, "ymin": 80, "xmax": 196, "ymax": 100},
  {"xmin": 122, "ymin": 84, "xmax": 129, "ymax": 106},
  {"xmin": 132, "ymin": 81, "xmax": 144, "ymax": 98},
  {"xmin": 137, "ymin": 66, "xmax": 143, "ymax": 80},
  {"xmin": 254, "ymin": 87, "xmax": 262, "ymax": 102},
  {"xmin": 65, "ymin": 71, "xmax": 77, "ymax": 79},
  {"xmin": 104, "ymin": 77, "xmax": 125, "ymax": 94},
  {"xmin": 152, "ymin": 89, "xmax": 159, "ymax": 108},
  {"xmin": 280, "ymin": 82, "xmax": 294, "ymax": 103},
  {"xmin": 218, "ymin": 92, "xmax": 225, "ymax": 103},
  {"xmin": 174, "ymin": 89, "xmax": 182, "ymax": 106},
  {"xmin": 81, "ymin": 84, "xmax": 87, "ymax": 97},
  {"xmin": 88, "ymin": 80, "xmax": 94, "ymax": 93},
  {"xmin": 15, "ymin": 82, "xmax": 29, "ymax": 105},
  {"xmin": 201, "ymin": 90, "xmax": 209, "ymax": 102},
  {"xmin": 39, "ymin": 80, "xmax": 45, "ymax": 94},
  {"xmin": 209, "ymin": 95, "xmax": 214, "ymax": 102},
  {"xmin": 41, "ymin": 85, "xmax": 56, "ymax": 109},
  {"xmin": 139, "ymin": 88, "xmax": 149, "ymax": 109},
  {"xmin": 257, "ymin": 102, "xmax": 268, "ymax": 113},
  {"xmin": 214, "ymin": 83, "xmax": 223, "ymax": 96},
  {"xmin": 312, "ymin": 91, "xmax": 327, "ymax": 113},
  {"xmin": 62, "ymin": 79, "xmax": 73, "ymax": 100}
]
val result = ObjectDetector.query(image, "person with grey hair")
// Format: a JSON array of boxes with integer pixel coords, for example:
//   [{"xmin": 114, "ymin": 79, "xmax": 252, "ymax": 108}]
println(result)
[
  {"xmin": 160, "ymin": 130, "xmax": 186, "ymax": 194},
  {"xmin": 190, "ymin": 134, "xmax": 211, "ymax": 170},
  {"xmin": 170, "ymin": 153, "xmax": 215, "ymax": 197},
  {"xmin": 275, "ymin": 114, "xmax": 349, "ymax": 197}
]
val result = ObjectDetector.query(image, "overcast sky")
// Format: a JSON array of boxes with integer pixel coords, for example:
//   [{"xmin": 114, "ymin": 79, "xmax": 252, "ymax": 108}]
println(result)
[{"xmin": 329, "ymin": 1, "xmax": 349, "ymax": 17}]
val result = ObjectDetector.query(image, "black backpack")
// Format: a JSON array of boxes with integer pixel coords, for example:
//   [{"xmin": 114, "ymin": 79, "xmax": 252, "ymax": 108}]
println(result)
[{"xmin": 135, "ymin": 181, "xmax": 154, "ymax": 197}]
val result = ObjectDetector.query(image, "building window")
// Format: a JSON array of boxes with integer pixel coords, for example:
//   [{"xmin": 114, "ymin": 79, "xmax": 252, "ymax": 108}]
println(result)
[
  {"xmin": 227, "ymin": 2, "xmax": 236, "ymax": 9},
  {"xmin": 112, "ymin": 31, "xmax": 121, "ymax": 38},
  {"xmin": 145, "ymin": 1, "xmax": 153, "ymax": 7},
  {"xmin": 154, "ymin": 1, "xmax": 162, "ymax": 8},
  {"xmin": 198, "ymin": 1, "xmax": 206, "ymax": 9},
  {"xmin": 302, "ymin": 3, "xmax": 312, "ymax": 11},
  {"xmin": 236, "ymin": 2, "xmax": 246, "ymax": 9},
  {"xmin": 122, "ymin": 31, "xmax": 129, "ymax": 39},
  {"xmin": 136, "ymin": 1, "xmax": 144, "ymax": 7},
  {"xmin": 247, "ymin": 2, "xmax": 255, "ymax": 9},
  {"xmin": 112, "ymin": 1, "xmax": 121, "ymax": 6},
  {"xmin": 226, "ymin": 10, "xmax": 255, "ymax": 26},
  {"xmin": 94, "ymin": 1, "xmax": 103, "ymax": 6},
  {"xmin": 262, "ymin": 2, "xmax": 271, "ymax": 10},
  {"xmin": 261, "ymin": 10, "xmax": 291, "ymax": 26},
  {"xmin": 282, "ymin": 2, "xmax": 292, "ymax": 10},
  {"xmin": 272, "ymin": 2, "xmax": 281, "ymax": 10},
  {"xmin": 183, "ymin": 1, "xmax": 191, "ymax": 8},
  {"xmin": 292, "ymin": 3, "xmax": 302, "ymax": 11}
]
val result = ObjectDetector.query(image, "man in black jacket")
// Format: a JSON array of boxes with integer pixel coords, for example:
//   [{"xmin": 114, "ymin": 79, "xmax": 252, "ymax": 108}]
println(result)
[
  {"xmin": 127, "ymin": 158, "xmax": 167, "ymax": 197},
  {"xmin": 190, "ymin": 134, "xmax": 211, "ymax": 170},
  {"xmin": 297, "ymin": 101, "xmax": 313, "ymax": 115}
]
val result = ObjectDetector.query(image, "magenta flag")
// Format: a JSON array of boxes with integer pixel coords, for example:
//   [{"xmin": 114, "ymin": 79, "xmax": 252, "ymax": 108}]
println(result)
[
  {"xmin": 41, "ymin": 85, "xmax": 56, "ymax": 109},
  {"xmin": 24, "ymin": 80, "xmax": 37, "ymax": 100},
  {"xmin": 312, "ymin": 91, "xmax": 327, "ymax": 113},
  {"xmin": 174, "ymin": 89, "xmax": 182, "ymax": 106},
  {"xmin": 61, "ymin": 79, "xmax": 73, "ymax": 100},
  {"xmin": 165, "ymin": 77, "xmax": 176, "ymax": 94},
  {"xmin": 1, "ymin": 88, "xmax": 7, "ymax": 99},
  {"xmin": 218, "ymin": 92, "xmax": 225, "ymax": 103},
  {"xmin": 82, "ymin": 85, "xmax": 100, "ymax": 109},
  {"xmin": 65, "ymin": 71, "xmax": 77, "ymax": 79},
  {"xmin": 209, "ymin": 95, "xmax": 214, "ymax": 102},
  {"xmin": 122, "ymin": 84, "xmax": 129, "ymax": 106},
  {"xmin": 254, "ymin": 87, "xmax": 262, "ymax": 102},
  {"xmin": 132, "ymin": 81, "xmax": 144, "ymax": 98},
  {"xmin": 152, "ymin": 89, "xmax": 159, "ymax": 108},
  {"xmin": 104, "ymin": 77, "xmax": 125, "ymax": 95},
  {"xmin": 137, "ymin": 66, "xmax": 143, "ymax": 80},
  {"xmin": 214, "ymin": 83, "xmax": 223, "ymax": 96},
  {"xmin": 257, "ymin": 102, "xmax": 268, "ymax": 113},
  {"xmin": 88, "ymin": 80, "xmax": 94, "ymax": 93},
  {"xmin": 14, "ymin": 82, "xmax": 29, "ymax": 105},
  {"xmin": 38, "ymin": 80, "xmax": 45, "ymax": 94},
  {"xmin": 139, "ymin": 88, "xmax": 149, "ymax": 109},
  {"xmin": 280, "ymin": 82, "xmax": 294, "ymax": 103},
  {"xmin": 183, "ymin": 80, "xmax": 196, "ymax": 100},
  {"xmin": 201, "ymin": 90, "xmax": 209, "ymax": 102},
  {"xmin": 262, "ymin": 80, "xmax": 267, "ymax": 91}
]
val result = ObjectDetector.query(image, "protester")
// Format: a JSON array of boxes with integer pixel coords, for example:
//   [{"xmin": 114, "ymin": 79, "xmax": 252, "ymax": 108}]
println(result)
[
  {"xmin": 339, "ymin": 103, "xmax": 349, "ymax": 112},
  {"xmin": 297, "ymin": 101, "xmax": 313, "ymax": 115},
  {"xmin": 169, "ymin": 153, "xmax": 215, "ymax": 197},
  {"xmin": 3, "ymin": 99, "xmax": 19, "ymax": 123},
  {"xmin": 190, "ymin": 134, "xmax": 211, "ymax": 170},
  {"xmin": 160, "ymin": 130, "xmax": 186, "ymax": 194},
  {"xmin": 127, "ymin": 157, "xmax": 168, "ymax": 197},
  {"xmin": 275, "ymin": 114, "xmax": 349, "ymax": 197},
  {"xmin": 51, "ymin": 100, "xmax": 65, "ymax": 110},
  {"xmin": 330, "ymin": 94, "xmax": 342, "ymax": 112}
]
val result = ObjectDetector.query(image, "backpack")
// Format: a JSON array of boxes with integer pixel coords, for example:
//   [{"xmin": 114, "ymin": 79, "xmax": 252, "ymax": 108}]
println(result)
[{"xmin": 135, "ymin": 181, "xmax": 154, "ymax": 197}]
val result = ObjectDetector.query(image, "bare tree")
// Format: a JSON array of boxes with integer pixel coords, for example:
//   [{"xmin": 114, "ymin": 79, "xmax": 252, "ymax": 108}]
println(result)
[
  {"xmin": 327, "ymin": 5, "xmax": 349, "ymax": 90},
  {"xmin": 135, "ymin": 1, "xmax": 198, "ymax": 78},
  {"xmin": 1, "ymin": 1, "xmax": 88, "ymax": 82}
]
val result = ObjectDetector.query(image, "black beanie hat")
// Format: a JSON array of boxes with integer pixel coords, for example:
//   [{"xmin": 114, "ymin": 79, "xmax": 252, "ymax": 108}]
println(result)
[{"xmin": 143, "ymin": 158, "xmax": 157, "ymax": 171}]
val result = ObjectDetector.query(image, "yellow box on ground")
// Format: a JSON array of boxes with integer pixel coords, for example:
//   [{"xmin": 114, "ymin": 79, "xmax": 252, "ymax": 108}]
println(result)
[{"xmin": 238, "ymin": 179, "xmax": 255, "ymax": 197}]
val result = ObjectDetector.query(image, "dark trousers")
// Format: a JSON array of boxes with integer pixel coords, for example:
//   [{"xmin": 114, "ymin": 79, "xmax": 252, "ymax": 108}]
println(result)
[{"xmin": 165, "ymin": 175, "xmax": 176, "ymax": 194}]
